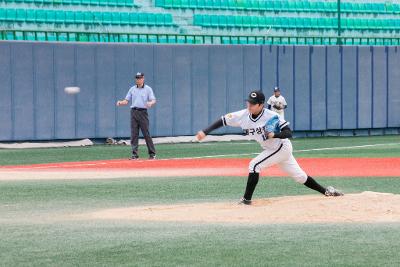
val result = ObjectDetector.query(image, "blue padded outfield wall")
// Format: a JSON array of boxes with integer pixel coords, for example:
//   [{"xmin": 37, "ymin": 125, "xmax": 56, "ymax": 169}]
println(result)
[{"xmin": 0, "ymin": 41, "xmax": 399, "ymax": 141}]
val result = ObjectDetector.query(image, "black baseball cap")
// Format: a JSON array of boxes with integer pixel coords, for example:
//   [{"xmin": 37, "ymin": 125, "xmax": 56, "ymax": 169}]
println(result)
[
  {"xmin": 246, "ymin": 90, "xmax": 265, "ymax": 105},
  {"xmin": 274, "ymin": 86, "xmax": 280, "ymax": 92},
  {"xmin": 135, "ymin": 72, "xmax": 144, "ymax": 78}
]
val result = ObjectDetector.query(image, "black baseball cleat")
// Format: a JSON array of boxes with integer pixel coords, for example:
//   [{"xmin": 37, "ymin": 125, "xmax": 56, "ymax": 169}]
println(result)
[
  {"xmin": 149, "ymin": 155, "xmax": 156, "ymax": 160},
  {"xmin": 130, "ymin": 155, "xmax": 139, "ymax": 160},
  {"xmin": 325, "ymin": 186, "xmax": 344, "ymax": 197},
  {"xmin": 238, "ymin": 197, "xmax": 252, "ymax": 205}
]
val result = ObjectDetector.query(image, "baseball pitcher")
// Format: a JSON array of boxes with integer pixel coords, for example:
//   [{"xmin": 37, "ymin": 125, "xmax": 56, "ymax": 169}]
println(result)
[{"xmin": 196, "ymin": 90, "xmax": 343, "ymax": 205}]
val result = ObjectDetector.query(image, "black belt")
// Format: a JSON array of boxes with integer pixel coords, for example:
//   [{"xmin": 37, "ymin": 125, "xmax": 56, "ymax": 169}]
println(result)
[{"xmin": 132, "ymin": 107, "xmax": 147, "ymax": 111}]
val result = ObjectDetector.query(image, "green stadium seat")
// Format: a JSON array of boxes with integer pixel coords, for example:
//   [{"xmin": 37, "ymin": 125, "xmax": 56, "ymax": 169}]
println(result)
[
  {"xmin": 158, "ymin": 35, "xmax": 168, "ymax": 43},
  {"xmin": 202, "ymin": 15, "xmax": 211, "ymax": 26},
  {"xmin": 26, "ymin": 32, "xmax": 36, "ymax": 41},
  {"xmin": 129, "ymin": 13, "xmax": 138, "ymax": 24},
  {"xmin": 77, "ymin": 33, "xmax": 88, "ymax": 42},
  {"xmin": 188, "ymin": 0, "xmax": 197, "ymax": 8},
  {"xmin": 128, "ymin": 34, "xmax": 139, "ymax": 42},
  {"xmin": 164, "ymin": 14, "xmax": 173, "ymax": 25},
  {"xmin": 88, "ymin": 33, "xmax": 99, "ymax": 42},
  {"xmin": 81, "ymin": 0, "xmax": 91, "ymax": 5},
  {"xmin": 217, "ymin": 0, "xmax": 227, "ymax": 9},
  {"xmin": 5, "ymin": 9, "xmax": 16, "ymax": 22},
  {"xmin": 65, "ymin": 11, "xmax": 75, "ymax": 23},
  {"xmin": 0, "ymin": 9, "xmax": 5, "ymax": 21},
  {"xmin": 57, "ymin": 32, "xmax": 67, "ymax": 41},
  {"xmin": 147, "ymin": 13, "xmax": 156, "ymax": 26},
  {"xmin": 250, "ymin": 16, "xmax": 258, "ymax": 27},
  {"xmin": 226, "ymin": 15, "xmax": 234, "ymax": 27},
  {"xmin": 210, "ymin": 15, "xmax": 219, "ymax": 27},
  {"xmin": 14, "ymin": 31, "xmax": 24, "ymax": 40},
  {"xmin": 393, "ymin": 5, "xmax": 400, "ymax": 13},
  {"xmin": 93, "ymin": 11, "xmax": 102, "ymax": 23},
  {"xmin": 25, "ymin": 9, "xmax": 36, "ymax": 22},
  {"xmin": 373, "ymin": 3, "xmax": 385, "ymax": 13},
  {"xmin": 36, "ymin": 10, "xmax": 46, "ymax": 23},
  {"xmin": 247, "ymin": 36, "xmax": 256, "ymax": 44},
  {"xmin": 303, "ymin": 1, "xmax": 311, "ymax": 11},
  {"xmin": 219, "ymin": 15, "xmax": 227, "ymax": 27},
  {"xmin": 15, "ymin": 9, "xmax": 26, "ymax": 22},
  {"xmin": 234, "ymin": 16, "xmax": 242, "ymax": 27},
  {"xmin": 353, "ymin": 19, "xmax": 362, "ymax": 30},
  {"xmin": 84, "ymin": 12, "xmax": 94, "ymax": 23},
  {"xmin": 155, "ymin": 13, "xmax": 164, "ymax": 25},
  {"xmin": 186, "ymin": 35, "xmax": 194, "ymax": 43},
  {"xmin": 102, "ymin": 12, "xmax": 112, "ymax": 24},
  {"xmin": 5, "ymin": 31, "xmax": 16, "ymax": 41},
  {"xmin": 75, "ymin": 11, "xmax": 84, "ymax": 23},
  {"xmin": 175, "ymin": 35, "xmax": 184, "ymax": 43},
  {"xmin": 119, "ymin": 34, "xmax": 128, "ymax": 42},
  {"xmin": 117, "ymin": 0, "xmax": 126, "ymax": 7},
  {"xmin": 108, "ymin": 0, "xmax": 118, "ymax": 7},
  {"xmin": 148, "ymin": 34, "xmax": 158, "ymax": 43},
  {"xmin": 167, "ymin": 35, "xmax": 176, "ymax": 43},
  {"xmin": 120, "ymin": 12, "xmax": 129, "ymax": 25},
  {"xmin": 163, "ymin": 0, "xmax": 173, "ymax": 8},
  {"xmin": 47, "ymin": 32, "xmax": 57, "ymax": 41},
  {"xmin": 46, "ymin": 10, "xmax": 55, "ymax": 23},
  {"xmin": 193, "ymin": 14, "xmax": 202, "ymax": 25},
  {"xmin": 36, "ymin": 32, "xmax": 46, "ymax": 42},
  {"xmin": 181, "ymin": 0, "xmax": 190, "ymax": 8},
  {"xmin": 228, "ymin": 36, "xmax": 237, "ymax": 44},
  {"xmin": 281, "ymin": 17, "xmax": 291, "ymax": 28},
  {"xmin": 111, "ymin": 12, "xmax": 120, "ymax": 25},
  {"xmin": 325, "ymin": 2, "xmax": 336, "ymax": 12},
  {"xmin": 242, "ymin": 16, "xmax": 252, "ymax": 27},
  {"xmin": 221, "ymin": 36, "xmax": 230, "ymax": 44},
  {"xmin": 295, "ymin": 17, "xmax": 304, "ymax": 28},
  {"xmin": 98, "ymin": 0, "xmax": 107, "ymax": 6},
  {"xmin": 138, "ymin": 13, "xmax": 147, "ymax": 25},
  {"xmin": 55, "ymin": 10, "xmax": 65, "ymax": 23},
  {"xmin": 315, "ymin": 2, "xmax": 325, "ymax": 12}
]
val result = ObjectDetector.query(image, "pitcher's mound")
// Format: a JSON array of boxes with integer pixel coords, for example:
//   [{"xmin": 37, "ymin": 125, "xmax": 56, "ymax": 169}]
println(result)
[{"xmin": 86, "ymin": 191, "xmax": 400, "ymax": 224}]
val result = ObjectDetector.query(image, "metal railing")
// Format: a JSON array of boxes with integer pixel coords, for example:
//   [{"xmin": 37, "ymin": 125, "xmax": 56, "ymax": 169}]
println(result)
[{"xmin": 1, "ymin": 30, "xmax": 399, "ymax": 46}]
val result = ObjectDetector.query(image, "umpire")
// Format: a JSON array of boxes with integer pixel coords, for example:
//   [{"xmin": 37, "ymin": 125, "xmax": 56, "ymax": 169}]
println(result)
[{"xmin": 117, "ymin": 72, "xmax": 156, "ymax": 160}]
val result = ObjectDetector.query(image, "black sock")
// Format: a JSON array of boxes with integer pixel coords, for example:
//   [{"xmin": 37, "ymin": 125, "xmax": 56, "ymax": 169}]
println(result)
[
  {"xmin": 243, "ymin": 172, "xmax": 259, "ymax": 200},
  {"xmin": 304, "ymin": 176, "xmax": 326, "ymax": 195}
]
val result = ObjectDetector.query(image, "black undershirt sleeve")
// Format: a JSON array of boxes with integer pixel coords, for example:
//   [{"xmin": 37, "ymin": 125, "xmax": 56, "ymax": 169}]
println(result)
[
  {"xmin": 272, "ymin": 126, "xmax": 292, "ymax": 139},
  {"xmin": 202, "ymin": 118, "xmax": 224, "ymax": 135}
]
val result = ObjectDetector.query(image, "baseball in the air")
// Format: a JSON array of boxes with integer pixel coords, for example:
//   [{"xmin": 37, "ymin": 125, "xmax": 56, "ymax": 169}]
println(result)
[{"xmin": 64, "ymin": 86, "xmax": 80, "ymax": 95}]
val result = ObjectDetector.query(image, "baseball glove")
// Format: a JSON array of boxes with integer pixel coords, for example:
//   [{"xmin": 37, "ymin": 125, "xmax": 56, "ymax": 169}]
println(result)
[
  {"xmin": 273, "ymin": 104, "xmax": 282, "ymax": 110},
  {"xmin": 265, "ymin": 115, "xmax": 281, "ymax": 133}
]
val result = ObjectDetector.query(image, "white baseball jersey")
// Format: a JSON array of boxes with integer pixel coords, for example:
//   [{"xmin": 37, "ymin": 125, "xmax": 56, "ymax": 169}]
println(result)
[
  {"xmin": 222, "ymin": 108, "xmax": 289, "ymax": 150},
  {"xmin": 267, "ymin": 95, "xmax": 287, "ymax": 118},
  {"xmin": 221, "ymin": 108, "xmax": 307, "ymax": 183}
]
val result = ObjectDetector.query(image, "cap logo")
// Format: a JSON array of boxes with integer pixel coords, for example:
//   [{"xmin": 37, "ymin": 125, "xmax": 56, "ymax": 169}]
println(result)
[{"xmin": 251, "ymin": 92, "xmax": 257, "ymax": 98}]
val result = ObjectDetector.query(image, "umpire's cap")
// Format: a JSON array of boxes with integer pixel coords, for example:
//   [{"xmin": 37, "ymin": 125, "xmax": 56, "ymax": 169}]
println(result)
[
  {"xmin": 246, "ymin": 90, "xmax": 265, "ymax": 105},
  {"xmin": 274, "ymin": 86, "xmax": 280, "ymax": 92},
  {"xmin": 135, "ymin": 72, "xmax": 144, "ymax": 78}
]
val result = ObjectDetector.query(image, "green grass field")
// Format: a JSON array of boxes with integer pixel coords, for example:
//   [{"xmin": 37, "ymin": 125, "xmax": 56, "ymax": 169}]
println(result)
[{"xmin": 1, "ymin": 135, "xmax": 400, "ymax": 266}]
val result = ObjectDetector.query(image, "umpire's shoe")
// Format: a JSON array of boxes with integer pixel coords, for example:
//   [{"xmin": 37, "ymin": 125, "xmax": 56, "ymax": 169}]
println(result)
[
  {"xmin": 325, "ymin": 186, "xmax": 344, "ymax": 197},
  {"xmin": 238, "ymin": 197, "xmax": 252, "ymax": 205}
]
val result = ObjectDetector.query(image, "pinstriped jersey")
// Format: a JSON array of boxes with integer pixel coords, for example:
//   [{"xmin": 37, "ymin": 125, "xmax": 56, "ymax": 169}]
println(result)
[{"xmin": 222, "ymin": 108, "xmax": 290, "ymax": 150}]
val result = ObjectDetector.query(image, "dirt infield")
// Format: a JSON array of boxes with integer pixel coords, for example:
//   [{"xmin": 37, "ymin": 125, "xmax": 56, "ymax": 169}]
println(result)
[
  {"xmin": 83, "ymin": 191, "xmax": 400, "ymax": 224},
  {"xmin": 0, "ymin": 157, "xmax": 399, "ymax": 180}
]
